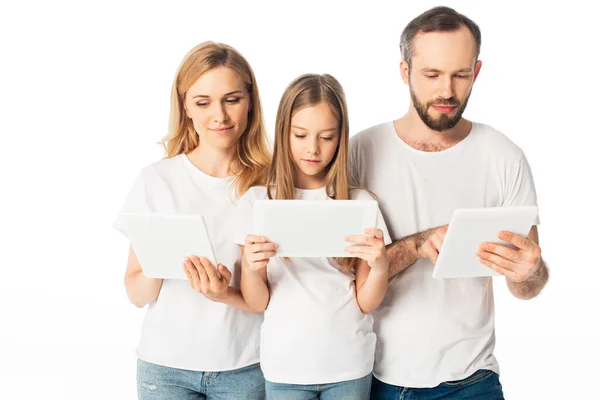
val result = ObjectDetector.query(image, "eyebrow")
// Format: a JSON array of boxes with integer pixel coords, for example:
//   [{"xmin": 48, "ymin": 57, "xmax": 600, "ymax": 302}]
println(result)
[
  {"xmin": 291, "ymin": 126, "xmax": 338, "ymax": 134},
  {"xmin": 421, "ymin": 68, "xmax": 473, "ymax": 73},
  {"xmin": 192, "ymin": 90, "xmax": 243, "ymax": 99}
]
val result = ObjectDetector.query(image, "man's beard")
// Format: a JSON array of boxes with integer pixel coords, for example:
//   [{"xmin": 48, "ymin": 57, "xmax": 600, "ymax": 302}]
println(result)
[{"xmin": 409, "ymin": 82, "xmax": 471, "ymax": 132}]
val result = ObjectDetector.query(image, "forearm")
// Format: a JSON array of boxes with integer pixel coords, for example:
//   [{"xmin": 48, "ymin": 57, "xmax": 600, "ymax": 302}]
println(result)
[
  {"xmin": 387, "ymin": 234, "xmax": 423, "ymax": 279},
  {"xmin": 240, "ymin": 266, "xmax": 270, "ymax": 312},
  {"xmin": 356, "ymin": 266, "xmax": 389, "ymax": 314},
  {"xmin": 206, "ymin": 287, "xmax": 256, "ymax": 312},
  {"xmin": 124, "ymin": 271, "xmax": 163, "ymax": 308},
  {"xmin": 507, "ymin": 258, "xmax": 549, "ymax": 300}
]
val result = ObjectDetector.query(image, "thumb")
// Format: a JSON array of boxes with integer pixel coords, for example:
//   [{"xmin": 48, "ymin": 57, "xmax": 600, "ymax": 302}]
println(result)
[{"xmin": 218, "ymin": 264, "xmax": 232, "ymax": 282}]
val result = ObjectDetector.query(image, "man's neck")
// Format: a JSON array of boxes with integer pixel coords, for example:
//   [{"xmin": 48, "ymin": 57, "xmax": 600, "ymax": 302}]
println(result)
[{"xmin": 394, "ymin": 109, "xmax": 472, "ymax": 152}]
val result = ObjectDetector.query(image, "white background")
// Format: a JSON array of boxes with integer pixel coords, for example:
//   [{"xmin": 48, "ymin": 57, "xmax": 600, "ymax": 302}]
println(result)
[{"xmin": 1, "ymin": 1, "xmax": 598, "ymax": 398}]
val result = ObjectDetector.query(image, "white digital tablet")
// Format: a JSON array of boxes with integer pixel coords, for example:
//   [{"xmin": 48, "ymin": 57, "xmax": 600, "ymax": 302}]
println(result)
[
  {"xmin": 119, "ymin": 213, "xmax": 218, "ymax": 280},
  {"xmin": 432, "ymin": 206, "xmax": 538, "ymax": 279},
  {"xmin": 254, "ymin": 200, "xmax": 378, "ymax": 257}
]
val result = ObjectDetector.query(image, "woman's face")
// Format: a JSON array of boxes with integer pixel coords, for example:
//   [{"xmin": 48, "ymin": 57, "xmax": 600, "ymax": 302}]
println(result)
[{"xmin": 184, "ymin": 66, "xmax": 251, "ymax": 151}]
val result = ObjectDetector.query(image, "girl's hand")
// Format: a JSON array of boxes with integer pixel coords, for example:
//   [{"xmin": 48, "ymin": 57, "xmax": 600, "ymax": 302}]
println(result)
[
  {"xmin": 345, "ymin": 228, "xmax": 389, "ymax": 272},
  {"xmin": 243, "ymin": 235, "xmax": 278, "ymax": 271}
]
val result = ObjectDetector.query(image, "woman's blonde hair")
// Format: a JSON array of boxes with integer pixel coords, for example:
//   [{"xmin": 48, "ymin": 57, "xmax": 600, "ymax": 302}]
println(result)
[
  {"xmin": 268, "ymin": 73, "xmax": 358, "ymax": 271},
  {"xmin": 162, "ymin": 41, "xmax": 271, "ymax": 197}
]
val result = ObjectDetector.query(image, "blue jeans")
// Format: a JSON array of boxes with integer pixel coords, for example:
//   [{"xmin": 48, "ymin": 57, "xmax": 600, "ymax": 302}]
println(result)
[
  {"xmin": 370, "ymin": 369, "xmax": 504, "ymax": 400},
  {"xmin": 265, "ymin": 374, "xmax": 372, "ymax": 399},
  {"xmin": 137, "ymin": 359, "xmax": 266, "ymax": 399}
]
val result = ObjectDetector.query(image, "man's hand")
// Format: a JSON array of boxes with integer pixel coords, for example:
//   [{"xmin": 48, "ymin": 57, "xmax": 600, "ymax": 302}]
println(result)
[
  {"xmin": 477, "ymin": 230, "xmax": 542, "ymax": 283},
  {"xmin": 415, "ymin": 225, "xmax": 449, "ymax": 264}
]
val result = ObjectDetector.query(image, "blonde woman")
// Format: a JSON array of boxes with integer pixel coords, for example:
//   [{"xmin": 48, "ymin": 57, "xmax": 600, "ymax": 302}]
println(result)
[
  {"xmin": 114, "ymin": 42, "xmax": 271, "ymax": 400},
  {"xmin": 235, "ymin": 74, "xmax": 392, "ymax": 399}
]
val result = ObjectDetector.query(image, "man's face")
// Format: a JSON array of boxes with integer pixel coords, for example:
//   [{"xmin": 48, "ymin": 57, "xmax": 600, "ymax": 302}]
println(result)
[{"xmin": 404, "ymin": 25, "xmax": 482, "ymax": 131}]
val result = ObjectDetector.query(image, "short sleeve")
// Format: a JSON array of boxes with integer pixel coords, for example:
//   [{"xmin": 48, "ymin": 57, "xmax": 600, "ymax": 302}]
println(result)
[
  {"xmin": 113, "ymin": 170, "xmax": 152, "ymax": 238},
  {"xmin": 502, "ymin": 153, "xmax": 540, "ymax": 225}
]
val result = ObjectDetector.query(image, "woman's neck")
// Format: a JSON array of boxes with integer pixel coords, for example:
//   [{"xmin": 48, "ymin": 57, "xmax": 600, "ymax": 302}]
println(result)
[{"xmin": 186, "ymin": 144, "xmax": 238, "ymax": 178}]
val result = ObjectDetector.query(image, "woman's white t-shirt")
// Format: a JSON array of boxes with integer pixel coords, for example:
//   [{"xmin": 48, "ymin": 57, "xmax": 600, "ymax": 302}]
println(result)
[
  {"xmin": 234, "ymin": 186, "xmax": 392, "ymax": 384},
  {"xmin": 114, "ymin": 154, "xmax": 262, "ymax": 372}
]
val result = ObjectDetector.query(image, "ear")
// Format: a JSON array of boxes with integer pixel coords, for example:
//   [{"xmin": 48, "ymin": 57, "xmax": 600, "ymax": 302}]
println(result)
[
  {"xmin": 248, "ymin": 98, "xmax": 252, "ymax": 113},
  {"xmin": 183, "ymin": 97, "xmax": 191, "ymax": 118},
  {"xmin": 473, "ymin": 60, "xmax": 483, "ymax": 82},
  {"xmin": 400, "ymin": 60, "xmax": 410, "ymax": 85}
]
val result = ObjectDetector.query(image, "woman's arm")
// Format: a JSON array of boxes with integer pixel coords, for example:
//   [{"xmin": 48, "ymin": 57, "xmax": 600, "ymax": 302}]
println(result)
[{"xmin": 124, "ymin": 246, "xmax": 163, "ymax": 308}]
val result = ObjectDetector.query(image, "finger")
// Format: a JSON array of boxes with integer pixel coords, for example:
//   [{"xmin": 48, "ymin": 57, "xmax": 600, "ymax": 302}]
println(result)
[
  {"xmin": 479, "ymin": 242, "xmax": 522, "ymax": 263},
  {"xmin": 218, "ymin": 264, "xmax": 232, "ymax": 284},
  {"xmin": 185, "ymin": 259, "xmax": 201, "ymax": 290},
  {"xmin": 364, "ymin": 228, "xmax": 384, "ymax": 239},
  {"xmin": 479, "ymin": 258, "xmax": 521, "ymax": 282},
  {"xmin": 250, "ymin": 251, "xmax": 277, "ymax": 262},
  {"xmin": 498, "ymin": 230, "xmax": 535, "ymax": 252},
  {"xmin": 245, "ymin": 235, "xmax": 268, "ymax": 245},
  {"xmin": 345, "ymin": 245, "xmax": 379, "ymax": 255},
  {"xmin": 476, "ymin": 250, "xmax": 517, "ymax": 272},
  {"xmin": 183, "ymin": 261, "xmax": 195, "ymax": 290},
  {"xmin": 199, "ymin": 257, "xmax": 220, "ymax": 282},
  {"xmin": 429, "ymin": 233, "xmax": 444, "ymax": 252},
  {"xmin": 251, "ymin": 242, "xmax": 278, "ymax": 253},
  {"xmin": 345, "ymin": 235, "xmax": 375, "ymax": 245},
  {"xmin": 191, "ymin": 260, "xmax": 210, "ymax": 293},
  {"xmin": 420, "ymin": 241, "xmax": 439, "ymax": 264}
]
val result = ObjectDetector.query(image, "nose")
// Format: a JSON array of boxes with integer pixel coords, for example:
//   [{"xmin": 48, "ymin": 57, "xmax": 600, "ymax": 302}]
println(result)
[
  {"xmin": 307, "ymin": 136, "xmax": 320, "ymax": 155},
  {"xmin": 213, "ymin": 102, "xmax": 229, "ymax": 124},
  {"xmin": 438, "ymin": 76, "xmax": 454, "ymax": 99}
]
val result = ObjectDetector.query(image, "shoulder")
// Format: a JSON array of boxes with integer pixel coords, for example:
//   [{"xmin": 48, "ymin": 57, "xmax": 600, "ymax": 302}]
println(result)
[
  {"xmin": 239, "ymin": 185, "xmax": 269, "ymax": 202},
  {"xmin": 136, "ymin": 154, "xmax": 185, "ymax": 183},
  {"xmin": 470, "ymin": 122, "xmax": 526, "ymax": 161},
  {"xmin": 349, "ymin": 188, "xmax": 376, "ymax": 201},
  {"xmin": 350, "ymin": 121, "xmax": 393, "ymax": 148}
]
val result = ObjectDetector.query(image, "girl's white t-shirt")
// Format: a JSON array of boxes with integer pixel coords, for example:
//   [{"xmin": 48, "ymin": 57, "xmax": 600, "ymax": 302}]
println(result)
[
  {"xmin": 114, "ymin": 154, "xmax": 262, "ymax": 372},
  {"xmin": 234, "ymin": 186, "xmax": 391, "ymax": 384}
]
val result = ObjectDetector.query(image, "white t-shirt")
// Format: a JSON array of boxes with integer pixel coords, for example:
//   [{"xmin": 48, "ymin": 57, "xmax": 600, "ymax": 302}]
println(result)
[
  {"xmin": 113, "ymin": 153, "xmax": 262, "ymax": 372},
  {"xmin": 350, "ymin": 121, "xmax": 539, "ymax": 388},
  {"xmin": 234, "ymin": 186, "xmax": 392, "ymax": 384}
]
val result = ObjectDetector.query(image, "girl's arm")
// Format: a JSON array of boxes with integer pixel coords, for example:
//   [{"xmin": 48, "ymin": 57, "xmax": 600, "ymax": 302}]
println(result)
[
  {"xmin": 346, "ymin": 228, "xmax": 389, "ymax": 313},
  {"xmin": 240, "ymin": 235, "xmax": 278, "ymax": 312}
]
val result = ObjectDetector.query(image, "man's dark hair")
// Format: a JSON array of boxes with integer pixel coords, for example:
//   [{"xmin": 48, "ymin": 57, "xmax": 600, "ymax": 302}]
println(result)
[{"xmin": 400, "ymin": 6, "xmax": 482, "ymax": 67}]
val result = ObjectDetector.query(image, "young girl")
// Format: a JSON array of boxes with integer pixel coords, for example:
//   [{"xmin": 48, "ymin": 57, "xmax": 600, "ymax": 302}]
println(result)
[
  {"xmin": 235, "ymin": 74, "xmax": 392, "ymax": 399},
  {"xmin": 113, "ymin": 42, "xmax": 271, "ymax": 399}
]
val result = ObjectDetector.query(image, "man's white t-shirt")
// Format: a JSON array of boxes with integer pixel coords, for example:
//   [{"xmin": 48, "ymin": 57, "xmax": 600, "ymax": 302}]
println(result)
[
  {"xmin": 113, "ymin": 153, "xmax": 262, "ymax": 372},
  {"xmin": 350, "ymin": 121, "xmax": 539, "ymax": 388},
  {"xmin": 234, "ymin": 186, "xmax": 392, "ymax": 384}
]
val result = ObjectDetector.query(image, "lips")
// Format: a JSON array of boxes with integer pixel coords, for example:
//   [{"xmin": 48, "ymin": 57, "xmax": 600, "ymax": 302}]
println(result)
[
  {"xmin": 430, "ymin": 105, "xmax": 457, "ymax": 113},
  {"xmin": 210, "ymin": 126, "xmax": 234, "ymax": 135},
  {"xmin": 302, "ymin": 159, "xmax": 320, "ymax": 164}
]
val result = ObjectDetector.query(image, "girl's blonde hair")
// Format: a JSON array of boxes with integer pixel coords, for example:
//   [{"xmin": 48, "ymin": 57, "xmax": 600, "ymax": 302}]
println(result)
[
  {"xmin": 162, "ymin": 41, "xmax": 271, "ymax": 197},
  {"xmin": 268, "ymin": 73, "xmax": 358, "ymax": 271}
]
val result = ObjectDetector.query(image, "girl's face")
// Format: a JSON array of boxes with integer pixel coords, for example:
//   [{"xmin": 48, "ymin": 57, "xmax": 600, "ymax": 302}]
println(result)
[
  {"xmin": 184, "ymin": 66, "xmax": 251, "ymax": 151},
  {"xmin": 289, "ymin": 102, "xmax": 340, "ymax": 189}
]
